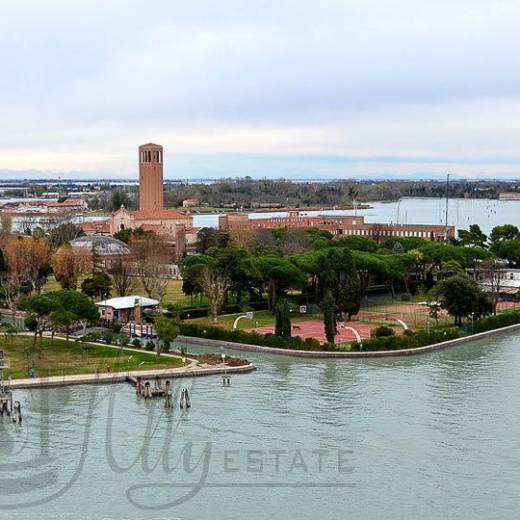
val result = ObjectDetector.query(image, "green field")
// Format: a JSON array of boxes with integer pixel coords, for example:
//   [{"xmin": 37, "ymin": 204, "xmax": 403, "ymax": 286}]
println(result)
[
  {"xmin": 0, "ymin": 335, "xmax": 182, "ymax": 380},
  {"xmin": 188, "ymin": 309, "xmax": 315, "ymax": 330},
  {"xmin": 42, "ymin": 276, "xmax": 207, "ymax": 307}
]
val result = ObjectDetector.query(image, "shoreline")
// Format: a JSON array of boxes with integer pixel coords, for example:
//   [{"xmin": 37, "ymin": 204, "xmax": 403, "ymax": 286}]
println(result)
[
  {"xmin": 8, "ymin": 362, "xmax": 256, "ymax": 389},
  {"xmin": 178, "ymin": 322, "xmax": 520, "ymax": 358}
]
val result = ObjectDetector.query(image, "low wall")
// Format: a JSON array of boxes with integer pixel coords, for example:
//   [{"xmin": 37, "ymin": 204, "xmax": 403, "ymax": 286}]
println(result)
[
  {"xmin": 9, "ymin": 363, "xmax": 256, "ymax": 390},
  {"xmin": 179, "ymin": 323, "xmax": 520, "ymax": 358}
]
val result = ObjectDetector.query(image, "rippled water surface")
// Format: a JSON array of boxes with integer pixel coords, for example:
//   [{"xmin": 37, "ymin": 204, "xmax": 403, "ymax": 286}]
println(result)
[{"xmin": 2, "ymin": 335, "xmax": 520, "ymax": 519}]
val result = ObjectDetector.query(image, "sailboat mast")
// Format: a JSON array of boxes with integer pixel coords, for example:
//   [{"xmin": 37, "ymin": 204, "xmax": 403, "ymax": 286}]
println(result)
[{"xmin": 445, "ymin": 173, "xmax": 450, "ymax": 243}]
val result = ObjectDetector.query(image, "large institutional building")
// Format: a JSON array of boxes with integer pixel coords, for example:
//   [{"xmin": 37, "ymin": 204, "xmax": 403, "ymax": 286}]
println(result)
[{"xmin": 220, "ymin": 211, "xmax": 455, "ymax": 242}]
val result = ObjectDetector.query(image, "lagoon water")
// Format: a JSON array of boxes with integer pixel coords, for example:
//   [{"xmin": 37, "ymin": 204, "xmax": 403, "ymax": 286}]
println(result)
[
  {"xmin": 194, "ymin": 197, "xmax": 519, "ymax": 234},
  {"xmin": 3, "ymin": 334, "xmax": 520, "ymax": 519}
]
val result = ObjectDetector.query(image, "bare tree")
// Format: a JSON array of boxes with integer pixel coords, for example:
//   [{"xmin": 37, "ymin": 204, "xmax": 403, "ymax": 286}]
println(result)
[
  {"xmin": 2, "ymin": 236, "xmax": 50, "ymax": 295},
  {"xmin": 52, "ymin": 245, "xmax": 91, "ymax": 289},
  {"xmin": 199, "ymin": 266, "xmax": 230, "ymax": 322},
  {"xmin": 130, "ymin": 233, "xmax": 171, "ymax": 306},
  {"xmin": 0, "ymin": 212, "xmax": 12, "ymax": 234},
  {"xmin": 279, "ymin": 229, "xmax": 312, "ymax": 255},
  {"xmin": 109, "ymin": 256, "xmax": 137, "ymax": 296},
  {"xmin": 480, "ymin": 258, "xmax": 502, "ymax": 313}
]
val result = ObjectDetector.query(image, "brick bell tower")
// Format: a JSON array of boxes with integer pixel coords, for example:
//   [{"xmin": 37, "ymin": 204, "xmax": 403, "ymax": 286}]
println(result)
[{"xmin": 138, "ymin": 143, "xmax": 164, "ymax": 211}]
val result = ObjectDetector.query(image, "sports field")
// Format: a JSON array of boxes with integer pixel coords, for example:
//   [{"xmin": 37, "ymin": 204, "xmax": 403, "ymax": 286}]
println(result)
[{"xmin": 252, "ymin": 319, "xmax": 402, "ymax": 344}]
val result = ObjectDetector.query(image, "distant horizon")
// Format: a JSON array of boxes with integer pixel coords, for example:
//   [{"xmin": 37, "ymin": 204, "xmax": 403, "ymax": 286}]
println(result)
[
  {"xmin": 2, "ymin": 152, "xmax": 520, "ymax": 183},
  {"xmin": 3, "ymin": 2, "xmax": 520, "ymax": 180}
]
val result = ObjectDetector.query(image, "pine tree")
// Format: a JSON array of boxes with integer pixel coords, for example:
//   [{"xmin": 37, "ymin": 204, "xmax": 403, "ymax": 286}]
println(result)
[
  {"xmin": 322, "ymin": 290, "xmax": 337, "ymax": 344},
  {"xmin": 275, "ymin": 298, "xmax": 291, "ymax": 337}
]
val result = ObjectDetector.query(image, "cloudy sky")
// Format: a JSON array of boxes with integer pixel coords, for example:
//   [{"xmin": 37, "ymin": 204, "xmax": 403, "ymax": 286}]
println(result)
[{"xmin": 2, "ymin": 0, "xmax": 520, "ymax": 179}]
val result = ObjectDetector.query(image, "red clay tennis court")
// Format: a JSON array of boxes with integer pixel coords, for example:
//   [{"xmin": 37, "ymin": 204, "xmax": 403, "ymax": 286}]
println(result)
[{"xmin": 251, "ymin": 320, "xmax": 402, "ymax": 344}]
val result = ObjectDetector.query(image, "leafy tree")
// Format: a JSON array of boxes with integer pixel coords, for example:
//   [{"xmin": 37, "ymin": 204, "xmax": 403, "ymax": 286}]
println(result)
[
  {"xmin": 206, "ymin": 245, "xmax": 256, "ymax": 304},
  {"xmin": 49, "ymin": 309, "xmax": 76, "ymax": 343},
  {"xmin": 81, "ymin": 272, "xmax": 112, "ymax": 300},
  {"xmin": 22, "ymin": 289, "xmax": 98, "ymax": 343},
  {"xmin": 181, "ymin": 254, "xmax": 215, "ymax": 301},
  {"xmin": 196, "ymin": 227, "xmax": 221, "ymax": 253},
  {"xmin": 20, "ymin": 293, "xmax": 55, "ymax": 352},
  {"xmin": 336, "ymin": 235, "xmax": 377, "ymax": 252},
  {"xmin": 113, "ymin": 228, "xmax": 133, "ymax": 244},
  {"xmin": 254, "ymin": 256, "xmax": 306, "ymax": 310},
  {"xmin": 351, "ymin": 251, "xmax": 390, "ymax": 297},
  {"xmin": 304, "ymin": 228, "xmax": 333, "ymax": 250},
  {"xmin": 458, "ymin": 224, "xmax": 487, "ymax": 248},
  {"xmin": 433, "ymin": 274, "xmax": 493, "ymax": 326},
  {"xmin": 318, "ymin": 248, "xmax": 361, "ymax": 319},
  {"xmin": 491, "ymin": 238, "xmax": 520, "ymax": 267},
  {"xmin": 154, "ymin": 316, "xmax": 179, "ymax": 360},
  {"xmin": 489, "ymin": 224, "xmax": 520, "ymax": 245},
  {"xmin": 275, "ymin": 298, "xmax": 291, "ymax": 337}
]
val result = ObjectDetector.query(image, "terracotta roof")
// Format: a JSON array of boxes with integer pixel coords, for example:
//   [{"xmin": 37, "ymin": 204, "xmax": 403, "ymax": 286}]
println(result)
[
  {"xmin": 81, "ymin": 220, "xmax": 110, "ymax": 233},
  {"xmin": 138, "ymin": 143, "xmax": 162, "ymax": 149},
  {"xmin": 132, "ymin": 209, "xmax": 191, "ymax": 220},
  {"xmin": 46, "ymin": 198, "xmax": 87, "ymax": 207}
]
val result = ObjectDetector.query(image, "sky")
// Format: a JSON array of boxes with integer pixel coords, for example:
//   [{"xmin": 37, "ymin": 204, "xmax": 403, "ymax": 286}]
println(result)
[{"xmin": 2, "ymin": 0, "xmax": 520, "ymax": 180}]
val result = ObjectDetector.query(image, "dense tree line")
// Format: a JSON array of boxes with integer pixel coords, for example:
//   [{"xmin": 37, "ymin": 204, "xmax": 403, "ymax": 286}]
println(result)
[
  {"xmin": 183, "ymin": 222, "xmax": 520, "ymax": 342},
  {"xmin": 82, "ymin": 179, "xmax": 520, "ymax": 212}
]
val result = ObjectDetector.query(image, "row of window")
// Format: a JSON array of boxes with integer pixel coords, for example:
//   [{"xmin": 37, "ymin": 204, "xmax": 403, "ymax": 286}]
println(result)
[
  {"xmin": 140, "ymin": 150, "xmax": 162, "ymax": 163},
  {"xmin": 337, "ymin": 228, "xmax": 435, "ymax": 238}
]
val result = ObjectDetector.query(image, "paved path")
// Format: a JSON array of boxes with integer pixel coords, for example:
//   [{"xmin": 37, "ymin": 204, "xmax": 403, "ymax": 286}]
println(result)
[
  {"xmin": 8, "ymin": 332, "xmax": 255, "ymax": 389},
  {"xmin": 8, "ymin": 362, "xmax": 255, "ymax": 389}
]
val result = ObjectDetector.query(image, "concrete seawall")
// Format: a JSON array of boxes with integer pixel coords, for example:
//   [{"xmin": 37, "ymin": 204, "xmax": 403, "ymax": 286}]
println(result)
[
  {"xmin": 9, "ymin": 363, "xmax": 256, "ymax": 390},
  {"xmin": 179, "ymin": 323, "xmax": 520, "ymax": 358}
]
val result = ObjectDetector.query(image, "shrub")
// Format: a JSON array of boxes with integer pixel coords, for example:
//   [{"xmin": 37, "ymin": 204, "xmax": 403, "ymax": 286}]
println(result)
[
  {"xmin": 112, "ymin": 323, "xmax": 122, "ymax": 334},
  {"xmin": 177, "ymin": 321, "xmax": 461, "ymax": 353},
  {"xmin": 473, "ymin": 311, "xmax": 520, "ymax": 334},
  {"xmin": 132, "ymin": 338, "xmax": 142, "ymax": 348},
  {"xmin": 117, "ymin": 334, "xmax": 130, "ymax": 347},
  {"xmin": 102, "ymin": 333, "xmax": 114, "ymax": 344},
  {"xmin": 82, "ymin": 332, "xmax": 101, "ymax": 343},
  {"xmin": 372, "ymin": 325, "xmax": 396, "ymax": 338},
  {"xmin": 145, "ymin": 340, "xmax": 155, "ymax": 351},
  {"xmin": 352, "ymin": 327, "xmax": 459, "ymax": 352}
]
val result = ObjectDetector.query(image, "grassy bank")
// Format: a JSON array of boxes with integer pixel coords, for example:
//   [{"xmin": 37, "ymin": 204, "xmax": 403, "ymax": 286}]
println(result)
[{"xmin": 0, "ymin": 335, "xmax": 183, "ymax": 380}]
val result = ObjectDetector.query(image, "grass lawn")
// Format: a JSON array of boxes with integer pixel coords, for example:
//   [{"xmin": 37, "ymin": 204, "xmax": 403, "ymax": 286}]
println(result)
[
  {"xmin": 42, "ymin": 276, "xmax": 205, "ymax": 308},
  {"xmin": 188, "ymin": 310, "xmax": 316, "ymax": 330},
  {"xmin": 0, "ymin": 335, "xmax": 183, "ymax": 380}
]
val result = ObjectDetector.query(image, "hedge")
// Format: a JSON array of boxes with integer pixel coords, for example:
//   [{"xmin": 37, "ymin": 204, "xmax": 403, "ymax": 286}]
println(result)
[
  {"xmin": 473, "ymin": 311, "xmax": 520, "ymax": 334},
  {"xmin": 350, "ymin": 328, "xmax": 460, "ymax": 352},
  {"xmin": 168, "ymin": 301, "xmax": 270, "ymax": 320},
  {"xmin": 178, "ymin": 322, "xmax": 329, "ymax": 351}
]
